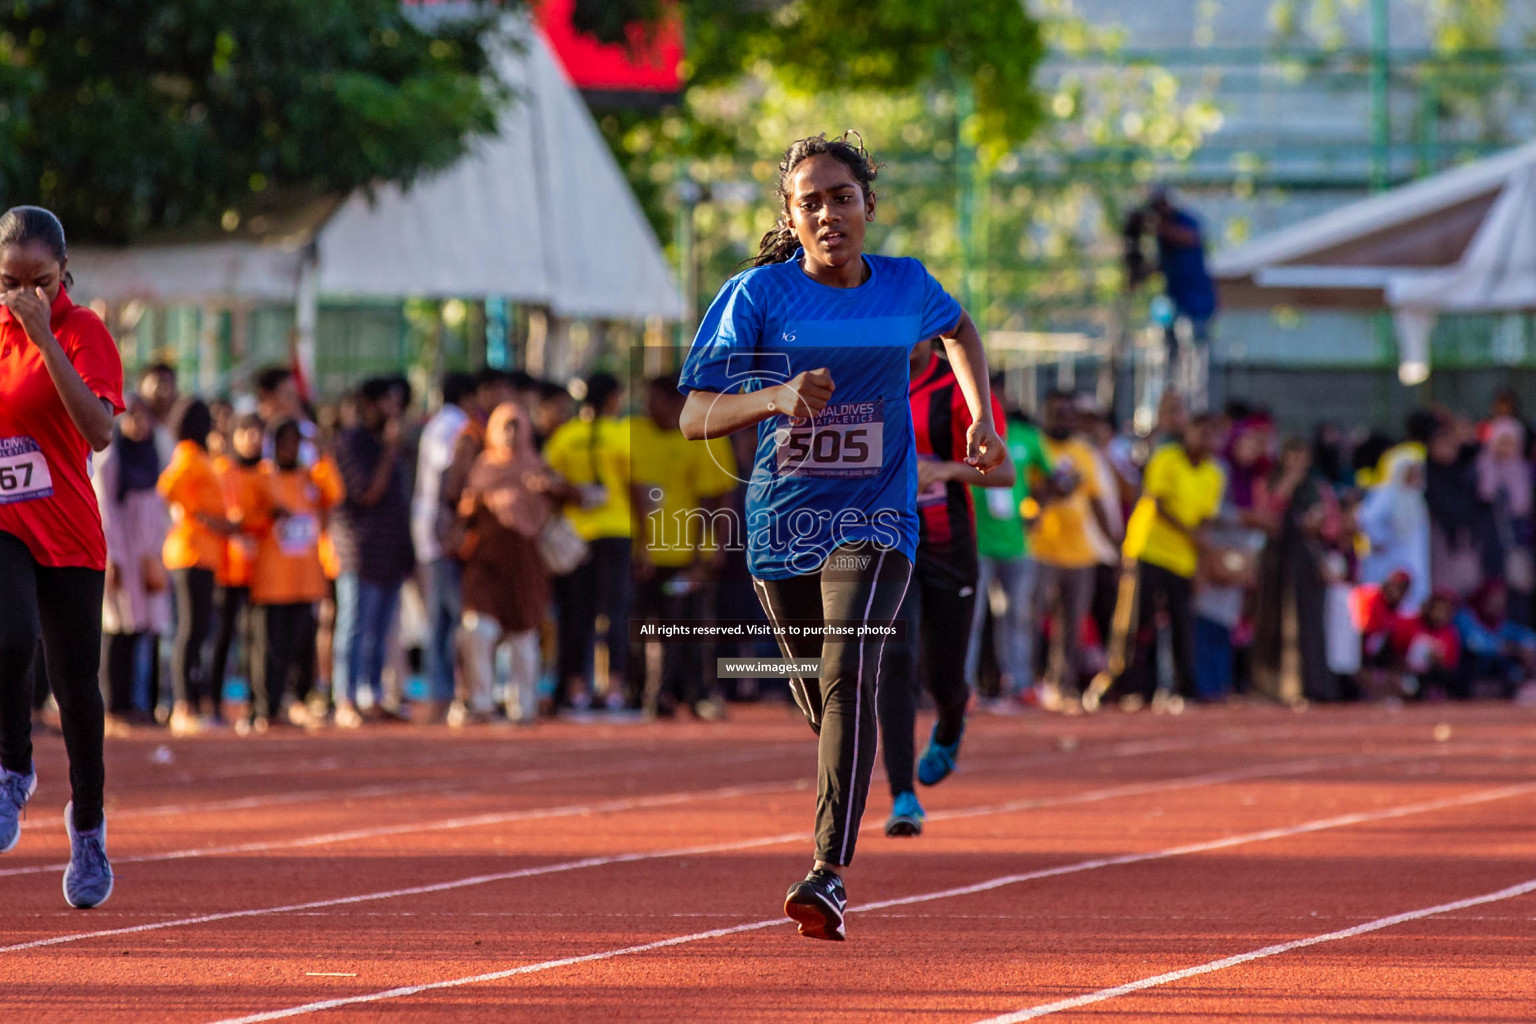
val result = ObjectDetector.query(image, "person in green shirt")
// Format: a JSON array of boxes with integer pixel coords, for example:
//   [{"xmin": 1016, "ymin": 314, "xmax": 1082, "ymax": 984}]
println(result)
[{"xmin": 966, "ymin": 396, "xmax": 1054, "ymax": 709}]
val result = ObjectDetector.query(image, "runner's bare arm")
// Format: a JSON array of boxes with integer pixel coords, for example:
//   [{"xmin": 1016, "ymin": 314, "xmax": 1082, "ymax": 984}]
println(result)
[
  {"xmin": 917, "ymin": 459, "xmax": 1015, "ymax": 490},
  {"xmin": 679, "ymin": 368, "xmax": 834, "ymax": 440},
  {"xmin": 3, "ymin": 285, "xmax": 115, "ymax": 450},
  {"xmin": 935, "ymin": 311, "xmax": 1005, "ymax": 473}
]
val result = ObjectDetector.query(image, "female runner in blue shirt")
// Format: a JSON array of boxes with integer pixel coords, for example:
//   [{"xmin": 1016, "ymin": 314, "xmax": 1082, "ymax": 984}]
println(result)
[{"xmin": 679, "ymin": 133, "xmax": 1005, "ymax": 940}]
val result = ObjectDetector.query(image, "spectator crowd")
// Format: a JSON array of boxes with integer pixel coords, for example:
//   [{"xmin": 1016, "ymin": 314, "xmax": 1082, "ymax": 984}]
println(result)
[{"xmin": 40, "ymin": 358, "xmax": 1536, "ymax": 741}]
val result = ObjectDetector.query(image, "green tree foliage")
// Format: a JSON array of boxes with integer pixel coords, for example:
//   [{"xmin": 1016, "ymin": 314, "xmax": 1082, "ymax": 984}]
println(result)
[
  {"xmin": 0, "ymin": 0, "xmax": 512, "ymax": 242},
  {"xmin": 583, "ymin": 0, "xmax": 1044, "ymax": 159},
  {"xmin": 597, "ymin": 0, "xmax": 1219, "ymax": 336}
]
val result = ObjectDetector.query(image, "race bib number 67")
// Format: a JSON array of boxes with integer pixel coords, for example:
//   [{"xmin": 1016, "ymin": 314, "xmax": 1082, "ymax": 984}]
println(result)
[
  {"xmin": 775, "ymin": 400, "xmax": 884, "ymax": 479},
  {"xmin": 0, "ymin": 437, "xmax": 54, "ymax": 505}
]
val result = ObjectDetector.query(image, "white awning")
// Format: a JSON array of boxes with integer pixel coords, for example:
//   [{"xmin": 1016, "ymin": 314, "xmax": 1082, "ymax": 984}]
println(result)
[
  {"xmin": 69, "ymin": 19, "xmax": 681, "ymax": 322},
  {"xmin": 1212, "ymin": 140, "xmax": 1536, "ymax": 380}
]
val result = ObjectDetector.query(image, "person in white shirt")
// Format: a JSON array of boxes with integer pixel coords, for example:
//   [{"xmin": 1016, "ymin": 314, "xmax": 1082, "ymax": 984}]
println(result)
[{"xmin": 411, "ymin": 372, "xmax": 476, "ymax": 712}]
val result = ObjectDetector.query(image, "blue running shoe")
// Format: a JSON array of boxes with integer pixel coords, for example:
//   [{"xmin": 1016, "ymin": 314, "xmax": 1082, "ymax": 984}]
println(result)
[
  {"xmin": 0, "ymin": 764, "xmax": 36, "ymax": 854},
  {"xmin": 885, "ymin": 790, "xmax": 926, "ymax": 837},
  {"xmin": 63, "ymin": 802, "xmax": 113, "ymax": 909},
  {"xmin": 917, "ymin": 721, "xmax": 964, "ymax": 787}
]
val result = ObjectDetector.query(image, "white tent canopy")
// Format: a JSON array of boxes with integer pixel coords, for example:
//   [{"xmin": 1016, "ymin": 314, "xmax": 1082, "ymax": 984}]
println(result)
[
  {"xmin": 69, "ymin": 20, "xmax": 682, "ymax": 324},
  {"xmin": 1212, "ymin": 141, "xmax": 1536, "ymax": 383}
]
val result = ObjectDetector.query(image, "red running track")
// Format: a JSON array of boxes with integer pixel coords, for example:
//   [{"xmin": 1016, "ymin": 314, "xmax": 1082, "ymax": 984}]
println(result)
[{"xmin": 2, "ymin": 701, "xmax": 1533, "ymax": 1022}]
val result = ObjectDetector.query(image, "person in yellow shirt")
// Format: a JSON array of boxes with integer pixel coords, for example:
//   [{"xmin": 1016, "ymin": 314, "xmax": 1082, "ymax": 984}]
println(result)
[
  {"xmin": 241, "ymin": 420, "xmax": 344, "ymax": 733},
  {"xmin": 157, "ymin": 399, "xmax": 237, "ymax": 737},
  {"xmin": 542, "ymin": 373, "xmax": 645, "ymax": 712},
  {"xmin": 1094, "ymin": 414, "xmax": 1225, "ymax": 709},
  {"xmin": 209, "ymin": 414, "xmax": 266, "ymax": 728},
  {"xmin": 629, "ymin": 372, "xmax": 738, "ymax": 719},
  {"xmin": 1029, "ymin": 391, "xmax": 1116, "ymax": 703}
]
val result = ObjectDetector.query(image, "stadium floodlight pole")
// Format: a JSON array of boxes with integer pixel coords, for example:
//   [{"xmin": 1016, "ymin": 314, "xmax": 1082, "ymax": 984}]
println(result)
[
  {"xmin": 956, "ymin": 75, "xmax": 977, "ymax": 316},
  {"xmin": 1369, "ymin": 0, "xmax": 1390, "ymax": 192}
]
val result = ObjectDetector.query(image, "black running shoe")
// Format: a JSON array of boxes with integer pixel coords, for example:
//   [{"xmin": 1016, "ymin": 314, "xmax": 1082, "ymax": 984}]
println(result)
[{"xmin": 784, "ymin": 868, "xmax": 846, "ymax": 941}]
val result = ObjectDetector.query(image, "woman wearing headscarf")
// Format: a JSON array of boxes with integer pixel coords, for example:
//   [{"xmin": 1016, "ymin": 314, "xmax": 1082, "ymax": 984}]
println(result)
[
  {"xmin": 94, "ymin": 395, "xmax": 170, "ymax": 729},
  {"xmin": 454, "ymin": 402, "xmax": 576, "ymax": 725},
  {"xmin": 1423, "ymin": 422, "xmax": 1483, "ymax": 597},
  {"xmin": 1476, "ymin": 416, "xmax": 1535, "ymax": 622},
  {"xmin": 1358, "ymin": 455, "xmax": 1432, "ymax": 614},
  {"xmin": 1222, "ymin": 417, "xmax": 1273, "ymax": 514}
]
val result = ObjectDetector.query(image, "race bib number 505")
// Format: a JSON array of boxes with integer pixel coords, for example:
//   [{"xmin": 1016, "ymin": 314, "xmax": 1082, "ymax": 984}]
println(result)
[
  {"xmin": 0, "ymin": 437, "xmax": 54, "ymax": 505},
  {"xmin": 775, "ymin": 400, "xmax": 884, "ymax": 479}
]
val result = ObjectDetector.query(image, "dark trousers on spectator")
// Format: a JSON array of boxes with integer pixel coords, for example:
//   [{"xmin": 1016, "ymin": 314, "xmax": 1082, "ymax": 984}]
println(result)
[
  {"xmin": 0, "ymin": 532, "xmax": 106, "ymax": 831},
  {"xmin": 1035, "ymin": 563, "xmax": 1095, "ymax": 693},
  {"xmin": 1111, "ymin": 560, "xmax": 1197, "ymax": 700},
  {"xmin": 1091, "ymin": 562, "xmax": 1120, "ymax": 656},
  {"xmin": 101, "ymin": 632, "xmax": 147, "ymax": 717},
  {"xmin": 333, "ymin": 574, "xmax": 401, "ymax": 708},
  {"xmin": 171, "ymin": 567, "xmax": 216, "ymax": 708},
  {"xmin": 251, "ymin": 603, "xmax": 317, "ymax": 722},
  {"xmin": 554, "ymin": 538, "xmax": 633, "ymax": 705},
  {"xmin": 633, "ymin": 565, "xmax": 706, "ymax": 714},
  {"xmin": 878, "ymin": 571, "xmax": 974, "ymax": 798},
  {"xmin": 208, "ymin": 584, "xmax": 248, "ymax": 719},
  {"xmin": 422, "ymin": 558, "xmax": 462, "ymax": 704}
]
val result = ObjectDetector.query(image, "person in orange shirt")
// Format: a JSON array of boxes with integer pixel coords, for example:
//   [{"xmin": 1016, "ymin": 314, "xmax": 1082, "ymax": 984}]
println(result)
[
  {"xmin": 209, "ymin": 413, "xmax": 266, "ymax": 727},
  {"xmin": 157, "ymin": 399, "xmax": 235, "ymax": 737},
  {"xmin": 244, "ymin": 420, "xmax": 344, "ymax": 733}
]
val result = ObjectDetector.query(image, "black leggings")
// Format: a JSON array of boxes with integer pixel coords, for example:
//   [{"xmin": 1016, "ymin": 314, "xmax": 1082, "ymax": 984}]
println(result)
[
  {"xmin": 102, "ymin": 632, "xmax": 145, "ymax": 717},
  {"xmin": 250, "ymin": 602, "xmax": 317, "ymax": 721},
  {"xmin": 554, "ymin": 537, "xmax": 634, "ymax": 704},
  {"xmin": 1110, "ymin": 560, "xmax": 1197, "ymax": 700},
  {"xmin": 878, "ymin": 570, "xmax": 975, "ymax": 798},
  {"xmin": 0, "ymin": 531, "xmax": 106, "ymax": 831},
  {"xmin": 208, "ymin": 584, "xmax": 249, "ymax": 719},
  {"xmin": 753, "ymin": 543, "xmax": 911, "ymax": 867},
  {"xmin": 171, "ymin": 567, "xmax": 216, "ymax": 708}
]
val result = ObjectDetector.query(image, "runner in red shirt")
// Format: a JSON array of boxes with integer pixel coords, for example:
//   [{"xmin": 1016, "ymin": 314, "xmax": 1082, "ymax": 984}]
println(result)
[
  {"xmin": 879, "ymin": 339, "xmax": 1011, "ymax": 837},
  {"xmin": 0, "ymin": 206, "xmax": 123, "ymax": 909}
]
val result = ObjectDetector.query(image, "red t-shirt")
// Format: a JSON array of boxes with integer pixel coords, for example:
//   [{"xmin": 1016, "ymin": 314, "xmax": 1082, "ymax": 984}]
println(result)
[
  {"xmin": 908, "ymin": 352, "xmax": 1007, "ymax": 587},
  {"xmin": 0, "ymin": 287, "xmax": 125, "ymax": 570}
]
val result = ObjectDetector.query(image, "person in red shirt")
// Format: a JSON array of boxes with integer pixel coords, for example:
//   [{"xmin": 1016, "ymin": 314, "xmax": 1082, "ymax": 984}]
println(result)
[
  {"xmin": 1391, "ymin": 589, "xmax": 1462, "ymax": 699},
  {"xmin": 879, "ymin": 339, "xmax": 1012, "ymax": 837},
  {"xmin": 0, "ymin": 206, "xmax": 123, "ymax": 909}
]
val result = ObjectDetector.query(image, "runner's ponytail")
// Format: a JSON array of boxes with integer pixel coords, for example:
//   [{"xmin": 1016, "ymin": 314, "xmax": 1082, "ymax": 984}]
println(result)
[{"xmin": 751, "ymin": 218, "xmax": 799, "ymax": 267}]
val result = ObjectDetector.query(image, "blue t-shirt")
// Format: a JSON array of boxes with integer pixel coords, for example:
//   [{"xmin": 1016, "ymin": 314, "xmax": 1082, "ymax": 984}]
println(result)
[
  {"xmin": 680, "ymin": 251, "xmax": 962, "ymax": 580},
  {"xmin": 1157, "ymin": 210, "xmax": 1217, "ymax": 320}
]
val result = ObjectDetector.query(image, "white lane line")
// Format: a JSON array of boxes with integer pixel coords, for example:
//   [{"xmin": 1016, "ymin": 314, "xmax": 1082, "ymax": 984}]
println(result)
[
  {"xmin": 7, "ymin": 721, "xmax": 1332, "ymax": 872},
  {"xmin": 203, "ymin": 779, "xmax": 1536, "ymax": 1024},
  {"xmin": 0, "ymin": 830, "xmax": 805, "ymax": 956},
  {"xmin": 0, "ymin": 747, "xmax": 1469, "ymax": 959},
  {"xmin": 0, "ymin": 780, "xmax": 801, "ymax": 880},
  {"xmin": 28, "ymin": 742, "xmax": 812, "ymax": 832},
  {"xmin": 972, "ymin": 876, "xmax": 1536, "ymax": 1022},
  {"xmin": 85, "ymin": 717, "xmax": 1366, "ymax": 831}
]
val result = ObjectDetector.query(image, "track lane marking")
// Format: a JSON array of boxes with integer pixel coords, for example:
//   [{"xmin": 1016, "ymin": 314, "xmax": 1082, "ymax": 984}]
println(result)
[
  {"xmin": 0, "ymin": 780, "xmax": 800, "ymax": 879},
  {"xmin": 3, "ymin": 723, "xmax": 1333, "ymax": 874},
  {"xmin": 971, "ymin": 877, "xmax": 1536, "ymax": 1022},
  {"xmin": 0, "ymin": 747, "xmax": 1474, "ymax": 955},
  {"xmin": 200, "ymin": 779, "xmax": 1536, "ymax": 1023},
  {"xmin": 22, "ymin": 741, "xmax": 812, "ymax": 832}
]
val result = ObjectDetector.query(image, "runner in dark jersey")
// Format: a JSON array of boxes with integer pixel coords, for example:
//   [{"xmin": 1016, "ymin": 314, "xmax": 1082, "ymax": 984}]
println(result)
[{"xmin": 879, "ymin": 339, "xmax": 1011, "ymax": 836}]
